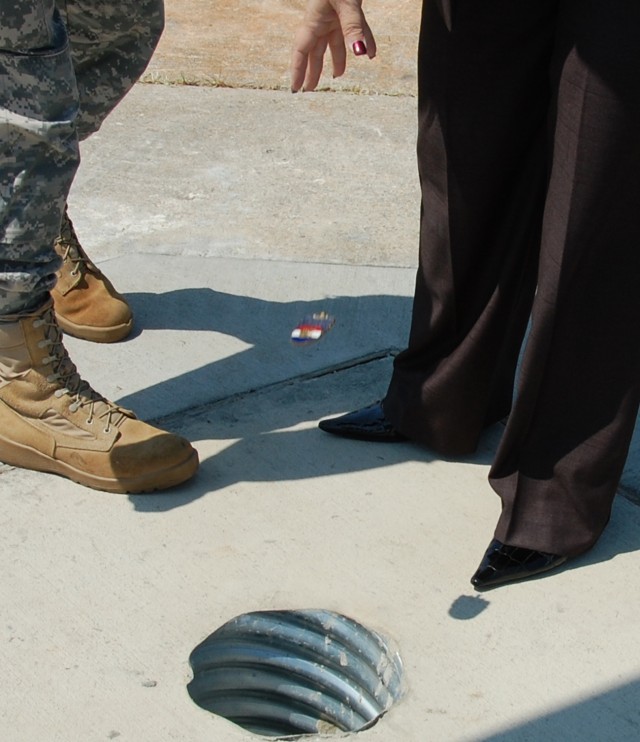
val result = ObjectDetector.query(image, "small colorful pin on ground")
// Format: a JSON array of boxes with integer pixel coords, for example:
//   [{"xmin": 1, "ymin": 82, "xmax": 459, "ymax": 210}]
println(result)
[{"xmin": 291, "ymin": 311, "xmax": 336, "ymax": 345}]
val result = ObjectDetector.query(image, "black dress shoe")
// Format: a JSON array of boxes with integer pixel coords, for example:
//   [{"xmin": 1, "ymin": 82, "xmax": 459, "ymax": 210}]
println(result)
[
  {"xmin": 471, "ymin": 539, "xmax": 567, "ymax": 590},
  {"xmin": 318, "ymin": 402, "xmax": 408, "ymax": 442}
]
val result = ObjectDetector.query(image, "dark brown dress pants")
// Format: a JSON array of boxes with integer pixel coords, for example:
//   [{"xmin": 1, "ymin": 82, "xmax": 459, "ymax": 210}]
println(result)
[{"xmin": 384, "ymin": 0, "xmax": 640, "ymax": 557}]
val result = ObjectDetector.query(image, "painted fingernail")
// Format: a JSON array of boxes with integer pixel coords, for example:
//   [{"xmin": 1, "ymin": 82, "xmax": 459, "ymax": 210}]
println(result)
[{"xmin": 352, "ymin": 40, "xmax": 367, "ymax": 56}]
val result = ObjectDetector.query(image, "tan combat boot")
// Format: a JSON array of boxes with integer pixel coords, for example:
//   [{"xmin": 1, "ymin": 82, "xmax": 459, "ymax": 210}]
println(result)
[
  {"xmin": 0, "ymin": 301, "xmax": 199, "ymax": 493},
  {"xmin": 52, "ymin": 207, "xmax": 133, "ymax": 343}
]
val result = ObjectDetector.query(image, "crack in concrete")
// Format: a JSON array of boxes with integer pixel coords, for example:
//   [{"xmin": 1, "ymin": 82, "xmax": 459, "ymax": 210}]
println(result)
[{"xmin": 154, "ymin": 349, "xmax": 400, "ymax": 428}]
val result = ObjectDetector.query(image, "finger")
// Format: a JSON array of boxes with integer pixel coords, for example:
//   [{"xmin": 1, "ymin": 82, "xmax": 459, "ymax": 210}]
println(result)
[
  {"xmin": 334, "ymin": 2, "xmax": 366, "ymax": 50},
  {"xmin": 332, "ymin": 0, "xmax": 376, "ymax": 60},
  {"xmin": 291, "ymin": 51, "xmax": 309, "ymax": 92},
  {"xmin": 328, "ymin": 27, "xmax": 346, "ymax": 79},
  {"xmin": 362, "ymin": 21, "xmax": 377, "ymax": 59},
  {"xmin": 290, "ymin": 27, "xmax": 315, "ymax": 92},
  {"xmin": 350, "ymin": 23, "xmax": 376, "ymax": 59},
  {"xmin": 303, "ymin": 37, "xmax": 329, "ymax": 91}
]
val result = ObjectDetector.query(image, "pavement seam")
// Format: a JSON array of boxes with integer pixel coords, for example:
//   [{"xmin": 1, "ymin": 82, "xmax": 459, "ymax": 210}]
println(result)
[{"xmin": 153, "ymin": 349, "xmax": 400, "ymax": 428}]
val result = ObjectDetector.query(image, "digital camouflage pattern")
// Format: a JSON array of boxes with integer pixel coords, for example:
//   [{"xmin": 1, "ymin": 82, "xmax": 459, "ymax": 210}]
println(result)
[{"xmin": 0, "ymin": 0, "xmax": 163, "ymax": 316}]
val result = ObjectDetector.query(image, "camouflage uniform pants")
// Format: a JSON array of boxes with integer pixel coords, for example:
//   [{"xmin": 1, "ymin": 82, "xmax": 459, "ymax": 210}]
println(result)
[{"xmin": 0, "ymin": 0, "xmax": 163, "ymax": 316}]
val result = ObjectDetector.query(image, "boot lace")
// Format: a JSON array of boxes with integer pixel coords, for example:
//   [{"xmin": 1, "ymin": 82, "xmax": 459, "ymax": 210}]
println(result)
[
  {"xmin": 57, "ymin": 207, "xmax": 95, "ymax": 277},
  {"xmin": 33, "ymin": 308, "xmax": 129, "ymax": 433}
]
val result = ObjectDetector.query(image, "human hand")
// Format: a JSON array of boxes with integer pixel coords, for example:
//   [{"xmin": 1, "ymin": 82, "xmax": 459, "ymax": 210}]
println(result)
[{"xmin": 290, "ymin": 0, "xmax": 376, "ymax": 93}]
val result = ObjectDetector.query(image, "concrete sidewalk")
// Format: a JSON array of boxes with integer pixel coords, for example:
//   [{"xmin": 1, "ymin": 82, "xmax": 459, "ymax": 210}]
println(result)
[{"xmin": 2, "ymin": 17, "xmax": 640, "ymax": 742}]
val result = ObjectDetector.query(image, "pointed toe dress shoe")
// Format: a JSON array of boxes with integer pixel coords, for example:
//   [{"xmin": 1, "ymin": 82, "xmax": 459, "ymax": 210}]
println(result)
[
  {"xmin": 471, "ymin": 539, "xmax": 567, "ymax": 590},
  {"xmin": 318, "ymin": 402, "xmax": 408, "ymax": 442}
]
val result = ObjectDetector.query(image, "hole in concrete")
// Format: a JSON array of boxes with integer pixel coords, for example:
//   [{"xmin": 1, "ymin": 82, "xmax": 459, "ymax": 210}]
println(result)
[{"xmin": 187, "ymin": 609, "xmax": 404, "ymax": 738}]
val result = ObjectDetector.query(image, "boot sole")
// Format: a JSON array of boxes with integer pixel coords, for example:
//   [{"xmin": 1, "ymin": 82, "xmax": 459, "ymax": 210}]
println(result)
[
  {"xmin": 0, "ymin": 434, "xmax": 199, "ymax": 494},
  {"xmin": 55, "ymin": 315, "xmax": 133, "ymax": 343}
]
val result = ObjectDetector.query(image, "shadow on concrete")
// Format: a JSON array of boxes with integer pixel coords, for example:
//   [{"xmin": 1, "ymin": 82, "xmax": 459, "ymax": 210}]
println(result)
[
  {"xmin": 128, "ymin": 420, "xmax": 504, "ymax": 513},
  {"xmin": 123, "ymin": 287, "xmax": 409, "ymax": 338},
  {"xmin": 115, "ymin": 287, "xmax": 413, "ymax": 424},
  {"xmin": 448, "ymin": 594, "xmax": 491, "ymax": 620},
  {"xmin": 477, "ymin": 675, "xmax": 640, "ymax": 741},
  {"xmin": 121, "ymin": 288, "xmax": 640, "ymax": 575},
  {"xmin": 128, "ymin": 427, "xmax": 640, "ymax": 577}
]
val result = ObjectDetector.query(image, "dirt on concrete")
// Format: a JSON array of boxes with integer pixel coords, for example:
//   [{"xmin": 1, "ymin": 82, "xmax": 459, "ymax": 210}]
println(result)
[{"xmin": 145, "ymin": 0, "xmax": 420, "ymax": 96}]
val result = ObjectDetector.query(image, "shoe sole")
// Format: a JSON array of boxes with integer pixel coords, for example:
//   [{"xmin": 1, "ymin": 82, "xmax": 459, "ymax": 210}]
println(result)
[
  {"xmin": 0, "ymin": 435, "xmax": 199, "ymax": 494},
  {"xmin": 55, "ymin": 315, "xmax": 133, "ymax": 343}
]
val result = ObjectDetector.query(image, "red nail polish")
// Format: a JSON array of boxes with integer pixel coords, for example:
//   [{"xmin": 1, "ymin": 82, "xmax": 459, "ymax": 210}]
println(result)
[{"xmin": 352, "ymin": 40, "xmax": 367, "ymax": 56}]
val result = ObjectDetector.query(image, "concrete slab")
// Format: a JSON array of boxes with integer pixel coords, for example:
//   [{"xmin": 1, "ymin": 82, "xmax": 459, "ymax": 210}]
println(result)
[
  {"xmin": 2, "ymin": 34, "xmax": 640, "ymax": 742},
  {"xmin": 63, "ymin": 253, "xmax": 414, "ymax": 421},
  {"xmin": 71, "ymin": 85, "xmax": 420, "ymax": 269},
  {"xmin": 3, "ymin": 357, "xmax": 640, "ymax": 741}
]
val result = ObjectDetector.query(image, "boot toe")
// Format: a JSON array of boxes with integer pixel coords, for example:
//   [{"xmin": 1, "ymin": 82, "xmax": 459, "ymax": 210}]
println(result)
[{"xmin": 110, "ymin": 426, "xmax": 199, "ymax": 492}]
